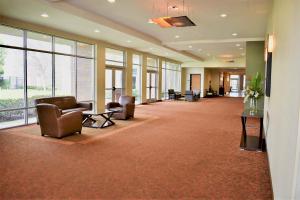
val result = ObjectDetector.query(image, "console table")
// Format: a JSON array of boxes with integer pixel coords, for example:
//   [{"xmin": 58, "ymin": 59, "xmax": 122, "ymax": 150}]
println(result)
[{"xmin": 240, "ymin": 109, "xmax": 265, "ymax": 152}]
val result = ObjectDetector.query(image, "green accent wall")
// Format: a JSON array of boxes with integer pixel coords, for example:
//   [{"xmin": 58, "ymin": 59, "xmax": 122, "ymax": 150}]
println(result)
[
  {"xmin": 246, "ymin": 41, "xmax": 265, "ymax": 84},
  {"xmin": 245, "ymin": 41, "xmax": 265, "ymax": 109}
]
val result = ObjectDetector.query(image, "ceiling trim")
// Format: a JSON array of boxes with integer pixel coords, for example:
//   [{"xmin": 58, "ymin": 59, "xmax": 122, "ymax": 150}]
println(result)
[{"xmin": 163, "ymin": 38, "xmax": 265, "ymax": 45}]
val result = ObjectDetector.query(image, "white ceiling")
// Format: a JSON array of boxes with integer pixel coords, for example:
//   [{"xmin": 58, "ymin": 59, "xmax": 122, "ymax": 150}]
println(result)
[
  {"xmin": 63, "ymin": 0, "xmax": 272, "ymax": 59},
  {"xmin": 0, "ymin": 0, "xmax": 273, "ymax": 64}
]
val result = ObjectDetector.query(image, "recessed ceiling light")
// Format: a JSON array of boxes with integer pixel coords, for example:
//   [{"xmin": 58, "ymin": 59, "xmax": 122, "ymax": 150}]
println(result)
[
  {"xmin": 148, "ymin": 19, "xmax": 154, "ymax": 24},
  {"xmin": 236, "ymin": 44, "xmax": 241, "ymax": 47},
  {"xmin": 239, "ymin": 47, "xmax": 244, "ymax": 50},
  {"xmin": 126, "ymin": 40, "xmax": 132, "ymax": 43},
  {"xmin": 232, "ymin": 33, "xmax": 238, "ymax": 36},
  {"xmin": 107, "ymin": 0, "xmax": 116, "ymax": 3},
  {"xmin": 149, "ymin": 47, "xmax": 154, "ymax": 50},
  {"xmin": 41, "ymin": 13, "xmax": 49, "ymax": 18},
  {"xmin": 168, "ymin": 5, "xmax": 179, "ymax": 10},
  {"xmin": 188, "ymin": 45, "xmax": 193, "ymax": 49},
  {"xmin": 94, "ymin": 29, "xmax": 100, "ymax": 33},
  {"xmin": 220, "ymin": 14, "xmax": 227, "ymax": 18},
  {"xmin": 175, "ymin": 35, "xmax": 180, "ymax": 39}
]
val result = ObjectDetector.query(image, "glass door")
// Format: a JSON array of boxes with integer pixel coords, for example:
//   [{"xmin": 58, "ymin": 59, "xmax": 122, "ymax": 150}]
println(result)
[
  {"xmin": 230, "ymin": 75, "xmax": 240, "ymax": 92},
  {"xmin": 105, "ymin": 68, "xmax": 124, "ymax": 104},
  {"xmin": 147, "ymin": 71, "xmax": 157, "ymax": 102}
]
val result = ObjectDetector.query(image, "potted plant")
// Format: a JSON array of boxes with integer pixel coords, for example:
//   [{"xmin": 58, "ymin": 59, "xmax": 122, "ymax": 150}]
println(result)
[{"xmin": 244, "ymin": 72, "xmax": 264, "ymax": 111}]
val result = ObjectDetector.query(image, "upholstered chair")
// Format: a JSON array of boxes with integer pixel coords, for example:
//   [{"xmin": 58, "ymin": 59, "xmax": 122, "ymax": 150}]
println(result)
[
  {"xmin": 36, "ymin": 103, "xmax": 82, "ymax": 138},
  {"xmin": 106, "ymin": 96, "xmax": 135, "ymax": 120}
]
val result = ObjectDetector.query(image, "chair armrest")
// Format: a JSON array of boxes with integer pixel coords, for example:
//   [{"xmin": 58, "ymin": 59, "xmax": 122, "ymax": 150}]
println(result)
[
  {"xmin": 59, "ymin": 111, "xmax": 82, "ymax": 123},
  {"xmin": 77, "ymin": 102, "xmax": 93, "ymax": 110},
  {"xmin": 124, "ymin": 103, "xmax": 135, "ymax": 110},
  {"xmin": 58, "ymin": 111, "xmax": 82, "ymax": 132},
  {"xmin": 106, "ymin": 102, "xmax": 121, "ymax": 109}
]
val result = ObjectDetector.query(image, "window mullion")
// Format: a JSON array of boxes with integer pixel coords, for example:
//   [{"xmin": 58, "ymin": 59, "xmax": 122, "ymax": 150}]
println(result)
[
  {"xmin": 75, "ymin": 42, "xmax": 78, "ymax": 99},
  {"xmin": 52, "ymin": 36, "xmax": 55, "ymax": 97},
  {"xmin": 23, "ymin": 30, "xmax": 28, "ymax": 125}
]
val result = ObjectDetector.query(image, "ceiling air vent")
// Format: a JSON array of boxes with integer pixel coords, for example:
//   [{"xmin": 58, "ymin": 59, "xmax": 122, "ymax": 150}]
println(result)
[{"xmin": 226, "ymin": 60, "xmax": 235, "ymax": 63}]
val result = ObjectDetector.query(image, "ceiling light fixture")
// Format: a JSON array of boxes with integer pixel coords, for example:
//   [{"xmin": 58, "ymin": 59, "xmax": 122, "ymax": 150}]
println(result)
[
  {"xmin": 107, "ymin": 0, "xmax": 116, "ymax": 3},
  {"xmin": 220, "ymin": 14, "xmax": 227, "ymax": 18},
  {"xmin": 94, "ymin": 29, "xmax": 100, "ymax": 33},
  {"xmin": 239, "ymin": 47, "xmax": 244, "ymax": 50},
  {"xmin": 126, "ymin": 40, "xmax": 132, "ymax": 43},
  {"xmin": 232, "ymin": 33, "xmax": 238, "ymax": 36},
  {"xmin": 188, "ymin": 45, "xmax": 192, "ymax": 49},
  {"xmin": 175, "ymin": 35, "xmax": 180, "ymax": 39},
  {"xmin": 148, "ymin": 19, "xmax": 154, "ymax": 24},
  {"xmin": 41, "ymin": 13, "xmax": 49, "ymax": 18},
  {"xmin": 149, "ymin": 0, "xmax": 195, "ymax": 28},
  {"xmin": 236, "ymin": 44, "xmax": 241, "ymax": 47}
]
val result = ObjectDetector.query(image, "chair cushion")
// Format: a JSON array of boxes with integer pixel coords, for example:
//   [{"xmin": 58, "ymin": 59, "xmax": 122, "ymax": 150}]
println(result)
[{"xmin": 62, "ymin": 107, "xmax": 89, "ymax": 114}]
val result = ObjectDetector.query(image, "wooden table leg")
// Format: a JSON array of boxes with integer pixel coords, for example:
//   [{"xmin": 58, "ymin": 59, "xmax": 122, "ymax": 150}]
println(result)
[
  {"xmin": 241, "ymin": 116, "xmax": 247, "ymax": 148},
  {"xmin": 100, "ymin": 112, "xmax": 115, "ymax": 128}
]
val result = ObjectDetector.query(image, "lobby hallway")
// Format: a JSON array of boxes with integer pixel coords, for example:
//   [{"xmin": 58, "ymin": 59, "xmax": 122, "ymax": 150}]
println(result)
[{"xmin": 0, "ymin": 97, "xmax": 272, "ymax": 199}]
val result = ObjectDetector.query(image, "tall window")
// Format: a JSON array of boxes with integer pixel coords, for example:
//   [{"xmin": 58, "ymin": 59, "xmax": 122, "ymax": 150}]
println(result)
[
  {"xmin": 132, "ymin": 54, "xmax": 142, "ymax": 104},
  {"xmin": 105, "ymin": 48, "xmax": 125, "ymax": 103},
  {"xmin": 162, "ymin": 62, "xmax": 181, "ymax": 99},
  {"xmin": 0, "ymin": 25, "xmax": 95, "ymax": 129}
]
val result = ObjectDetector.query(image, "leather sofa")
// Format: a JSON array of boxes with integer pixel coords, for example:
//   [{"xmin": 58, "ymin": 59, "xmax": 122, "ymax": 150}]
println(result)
[
  {"xmin": 36, "ymin": 103, "xmax": 82, "ymax": 138},
  {"xmin": 106, "ymin": 96, "xmax": 135, "ymax": 120},
  {"xmin": 35, "ymin": 96, "xmax": 92, "ymax": 115},
  {"xmin": 185, "ymin": 90, "xmax": 200, "ymax": 102}
]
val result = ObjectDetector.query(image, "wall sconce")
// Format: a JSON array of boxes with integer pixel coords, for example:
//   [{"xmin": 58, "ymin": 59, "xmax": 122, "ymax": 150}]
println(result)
[
  {"xmin": 268, "ymin": 34, "xmax": 274, "ymax": 53},
  {"xmin": 265, "ymin": 34, "xmax": 274, "ymax": 97}
]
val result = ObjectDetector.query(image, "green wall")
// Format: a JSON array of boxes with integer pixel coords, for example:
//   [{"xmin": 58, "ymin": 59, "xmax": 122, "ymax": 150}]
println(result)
[
  {"xmin": 246, "ymin": 41, "xmax": 265, "ymax": 83},
  {"xmin": 245, "ymin": 41, "xmax": 265, "ymax": 109}
]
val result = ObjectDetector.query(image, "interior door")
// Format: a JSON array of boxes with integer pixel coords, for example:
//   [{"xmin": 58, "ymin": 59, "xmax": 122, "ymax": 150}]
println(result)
[
  {"xmin": 190, "ymin": 74, "xmax": 201, "ymax": 91},
  {"xmin": 105, "ymin": 68, "xmax": 124, "ymax": 104}
]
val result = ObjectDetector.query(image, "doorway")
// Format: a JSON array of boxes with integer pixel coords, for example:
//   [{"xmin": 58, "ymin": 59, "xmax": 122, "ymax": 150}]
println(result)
[
  {"xmin": 190, "ymin": 74, "xmax": 201, "ymax": 92},
  {"xmin": 105, "ymin": 68, "xmax": 125, "ymax": 104},
  {"xmin": 147, "ymin": 71, "xmax": 157, "ymax": 102},
  {"xmin": 229, "ymin": 75, "xmax": 240, "ymax": 92}
]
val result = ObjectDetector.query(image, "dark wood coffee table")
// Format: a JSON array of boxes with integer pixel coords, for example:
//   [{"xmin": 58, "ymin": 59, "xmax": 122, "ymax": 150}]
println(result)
[{"xmin": 82, "ymin": 108, "xmax": 122, "ymax": 128}]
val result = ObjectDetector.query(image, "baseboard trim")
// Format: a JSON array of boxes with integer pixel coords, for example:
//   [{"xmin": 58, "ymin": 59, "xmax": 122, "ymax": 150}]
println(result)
[{"xmin": 264, "ymin": 129, "xmax": 274, "ymax": 199}]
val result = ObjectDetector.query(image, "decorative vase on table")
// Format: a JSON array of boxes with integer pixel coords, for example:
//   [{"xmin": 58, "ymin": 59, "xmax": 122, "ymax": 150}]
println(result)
[
  {"xmin": 249, "ymin": 97, "xmax": 258, "ymax": 112},
  {"xmin": 244, "ymin": 72, "xmax": 263, "ymax": 114}
]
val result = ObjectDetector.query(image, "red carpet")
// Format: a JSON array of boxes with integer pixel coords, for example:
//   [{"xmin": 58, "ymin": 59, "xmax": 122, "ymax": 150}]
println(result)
[{"xmin": 0, "ymin": 98, "xmax": 272, "ymax": 199}]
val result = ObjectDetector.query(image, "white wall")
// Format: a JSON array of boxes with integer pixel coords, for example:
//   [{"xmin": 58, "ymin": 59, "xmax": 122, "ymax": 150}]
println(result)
[
  {"xmin": 264, "ymin": 0, "xmax": 300, "ymax": 199},
  {"xmin": 184, "ymin": 67, "xmax": 205, "ymax": 97}
]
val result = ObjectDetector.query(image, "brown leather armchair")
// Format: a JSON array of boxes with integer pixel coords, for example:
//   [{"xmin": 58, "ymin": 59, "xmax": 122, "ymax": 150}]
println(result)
[
  {"xmin": 106, "ymin": 96, "xmax": 135, "ymax": 120},
  {"xmin": 36, "ymin": 103, "xmax": 83, "ymax": 138}
]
